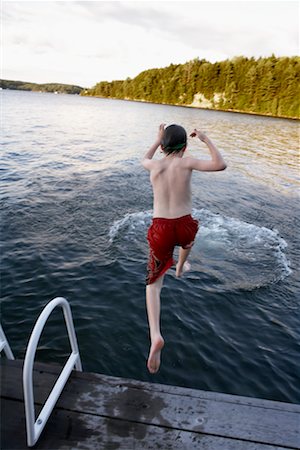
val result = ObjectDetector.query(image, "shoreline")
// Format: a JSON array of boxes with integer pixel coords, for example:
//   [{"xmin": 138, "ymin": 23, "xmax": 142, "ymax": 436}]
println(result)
[
  {"xmin": 81, "ymin": 94, "xmax": 300, "ymax": 121},
  {"xmin": 3, "ymin": 88, "xmax": 298, "ymax": 120}
]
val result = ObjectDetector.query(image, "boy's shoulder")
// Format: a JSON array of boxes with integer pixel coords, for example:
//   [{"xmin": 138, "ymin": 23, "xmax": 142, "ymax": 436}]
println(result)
[{"xmin": 142, "ymin": 156, "xmax": 196, "ymax": 172}]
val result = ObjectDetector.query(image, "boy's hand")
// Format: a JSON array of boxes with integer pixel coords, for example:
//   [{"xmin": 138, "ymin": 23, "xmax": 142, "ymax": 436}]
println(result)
[
  {"xmin": 142, "ymin": 123, "xmax": 166, "ymax": 166},
  {"xmin": 157, "ymin": 123, "xmax": 166, "ymax": 141},
  {"xmin": 190, "ymin": 129, "xmax": 207, "ymax": 142}
]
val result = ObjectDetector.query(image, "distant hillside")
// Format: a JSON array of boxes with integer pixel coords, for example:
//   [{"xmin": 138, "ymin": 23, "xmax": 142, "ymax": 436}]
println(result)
[
  {"xmin": 82, "ymin": 56, "xmax": 300, "ymax": 119},
  {"xmin": 0, "ymin": 79, "xmax": 84, "ymax": 95}
]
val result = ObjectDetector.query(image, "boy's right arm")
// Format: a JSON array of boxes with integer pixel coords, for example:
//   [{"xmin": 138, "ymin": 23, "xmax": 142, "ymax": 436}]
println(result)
[{"xmin": 186, "ymin": 129, "xmax": 227, "ymax": 172}]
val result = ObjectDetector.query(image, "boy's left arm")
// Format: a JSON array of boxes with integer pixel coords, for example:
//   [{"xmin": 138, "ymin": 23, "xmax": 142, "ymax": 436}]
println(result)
[{"xmin": 141, "ymin": 123, "xmax": 165, "ymax": 170}]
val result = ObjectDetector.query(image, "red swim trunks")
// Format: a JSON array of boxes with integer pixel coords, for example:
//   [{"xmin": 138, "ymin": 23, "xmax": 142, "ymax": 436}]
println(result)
[{"xmin": 146, "ymin": 214, "xmax": 199, "ymax": 285}]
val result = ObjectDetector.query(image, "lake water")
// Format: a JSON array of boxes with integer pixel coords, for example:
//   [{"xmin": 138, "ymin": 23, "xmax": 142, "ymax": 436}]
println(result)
[{"xmin": 1, "ymin": 90, "xmax": 299, "ymax": 403}]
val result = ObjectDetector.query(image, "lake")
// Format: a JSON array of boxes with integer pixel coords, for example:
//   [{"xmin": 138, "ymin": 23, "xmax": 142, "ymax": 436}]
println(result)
[{"xmin": 1, "ymin": 90, "xmax": 299, "ymax": 403}]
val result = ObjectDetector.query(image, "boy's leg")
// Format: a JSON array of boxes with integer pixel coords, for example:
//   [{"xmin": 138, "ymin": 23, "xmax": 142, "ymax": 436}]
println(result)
[
  {"xmin": 146, "ymin": 274, "xmax": 165, "ymax": 374},
  {"xmin": 176, "ymin": 244, "xmax": 193, "ymax": 277}
]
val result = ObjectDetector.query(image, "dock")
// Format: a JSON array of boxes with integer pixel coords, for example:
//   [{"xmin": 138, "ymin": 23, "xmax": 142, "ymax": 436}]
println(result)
[{"xmin": 1, "ymin": 358, "xmax": 300, "ymax": 450}]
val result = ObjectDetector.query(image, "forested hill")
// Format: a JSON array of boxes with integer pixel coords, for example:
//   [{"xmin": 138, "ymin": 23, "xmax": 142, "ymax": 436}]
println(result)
[
  {"xmin": 82, "ymin": 56, "xmax": 300, "ymax": 119},
  {"xmin": 1, "ymin": 79, "xmax": 84, "ymax": 95}
]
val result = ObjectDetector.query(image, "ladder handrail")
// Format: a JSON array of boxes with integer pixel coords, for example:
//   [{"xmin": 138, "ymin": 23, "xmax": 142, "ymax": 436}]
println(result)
[
  {"xmin": 0, "ymin": 323, "xmax": 15, "ymax": 360},
  {"xmin": 23, "ymin": 297, "xmax": 82, "ymax": 447}
]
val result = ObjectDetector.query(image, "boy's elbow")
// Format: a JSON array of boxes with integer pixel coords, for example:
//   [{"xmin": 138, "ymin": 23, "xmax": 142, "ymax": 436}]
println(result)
[
  {"xmin": 215, "ymin": 160, "xmax": 227, "ymax": 171},
  {"xmin": 141, "ymin": 158, "xmax": 151, "ymax": 170},
  {"xmin": 219, "ymin": 161, "xmax": 227, "ymax": 171},
  {"xmin": 211, "ymin": 157, "xmax": 227, "ymax": 171}
]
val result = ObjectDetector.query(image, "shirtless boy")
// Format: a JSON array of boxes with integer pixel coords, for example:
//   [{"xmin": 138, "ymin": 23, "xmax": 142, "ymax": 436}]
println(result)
[{"xmin": 142, "ymin": 123, "xmax": 227, "ymax": 374}]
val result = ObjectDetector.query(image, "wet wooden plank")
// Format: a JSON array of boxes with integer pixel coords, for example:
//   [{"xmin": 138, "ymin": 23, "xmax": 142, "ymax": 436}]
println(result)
[
  {"xmin": 3, "ymin": 358, "xmax": 299, "ymax": 412},
  {"xmin": 1, "ymin": 360, "xmax": 300, "ymax": 449},
  {"xmin": 1, "ymin": 398, "xmax": 292, "ymax": 450},
  {"xmin": 58, "ymin": 379, "xmax": 300, "ymax": 449}
]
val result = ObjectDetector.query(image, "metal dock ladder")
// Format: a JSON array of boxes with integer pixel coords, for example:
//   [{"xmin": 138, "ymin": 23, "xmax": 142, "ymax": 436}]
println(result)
[
  {"xmin": 0, "ymin": 323, "xmax": 15, "ymax": 360},
  {"xmin": 1, "ymin": 297, "xmax": 82, "ymax": 447}
]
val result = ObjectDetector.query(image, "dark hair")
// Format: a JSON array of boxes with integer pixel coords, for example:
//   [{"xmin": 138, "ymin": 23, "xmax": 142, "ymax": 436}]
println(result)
[{"xmin": 161, "ymin": 124, "xmax": 187, "ymax": 155}]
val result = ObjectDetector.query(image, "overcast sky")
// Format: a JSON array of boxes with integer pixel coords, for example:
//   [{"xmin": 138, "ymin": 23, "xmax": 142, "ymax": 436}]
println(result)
[{"xmin": 2, "ymin": 0, "xmax": 299, "ymax": 88}]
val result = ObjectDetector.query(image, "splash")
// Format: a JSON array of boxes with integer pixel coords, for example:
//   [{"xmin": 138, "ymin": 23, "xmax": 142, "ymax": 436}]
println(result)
[
  {"xmin": 109, "ymin": 209, "xmax": 292, "ymax": 290},
  {"xmin": 109, "ymin": 210, "xmax": 152, "ymax": 243}
]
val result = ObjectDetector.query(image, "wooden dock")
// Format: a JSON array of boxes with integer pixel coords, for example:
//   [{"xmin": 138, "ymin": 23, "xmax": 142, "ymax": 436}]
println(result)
[{"xmin": 1, "ymin": 359, "xmax": 299, "ymax": 449}]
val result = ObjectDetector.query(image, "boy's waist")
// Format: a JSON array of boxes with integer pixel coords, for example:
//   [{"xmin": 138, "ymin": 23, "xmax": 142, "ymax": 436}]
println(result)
[{"xmin": 152, "ymin": 214, "xmax": 194, "ymax": 223}]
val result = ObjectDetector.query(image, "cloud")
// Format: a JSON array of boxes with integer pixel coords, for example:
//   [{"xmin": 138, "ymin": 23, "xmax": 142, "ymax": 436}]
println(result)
[
  {"xmin": 76, "ymin": 1, "xmax": 299, "ymax": 55},
  {"xmin": 76, "ymin": 1, "xmax": 175, "ymax": 29},
  {"xmin": 2, "ymin": 1, "xmax": 299, "ymax": 87}
]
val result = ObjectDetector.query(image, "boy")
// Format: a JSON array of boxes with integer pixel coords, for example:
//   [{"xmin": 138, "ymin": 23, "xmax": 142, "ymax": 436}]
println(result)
[{"xmin": 142, "ymin": 123, "xmax": 227, "ymax": 374}]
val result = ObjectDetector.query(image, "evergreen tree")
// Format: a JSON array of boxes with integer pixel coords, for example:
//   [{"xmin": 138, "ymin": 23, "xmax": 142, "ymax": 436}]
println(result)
[{"xmin": 81, "ymin": 56, "xmax": 300, "ymax": 118}]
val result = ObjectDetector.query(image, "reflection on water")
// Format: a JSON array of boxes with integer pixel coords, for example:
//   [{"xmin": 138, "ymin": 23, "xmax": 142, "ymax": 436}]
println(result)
[
  {"xmin": 2, "ymin": 91, "xmax": 299, "ymax": 192},
  {"xmin": 190, "ymin": 116, "xmax": 299, "ymax": 192}
]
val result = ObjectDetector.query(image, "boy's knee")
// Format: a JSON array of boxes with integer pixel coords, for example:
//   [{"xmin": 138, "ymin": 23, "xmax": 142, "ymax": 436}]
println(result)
[{"xmin": 147, "ymin": 276, "xmax": 163, "ymax": 291}]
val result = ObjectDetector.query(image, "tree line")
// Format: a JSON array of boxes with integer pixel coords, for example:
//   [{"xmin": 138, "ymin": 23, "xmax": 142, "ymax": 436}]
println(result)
[
  {"xmin": 82, "ymin": 56, "xmax": 300, "ymax": 118},
  {"xmin": 0, "ymin": 79, "xmax": 83, "ymax": 95}
]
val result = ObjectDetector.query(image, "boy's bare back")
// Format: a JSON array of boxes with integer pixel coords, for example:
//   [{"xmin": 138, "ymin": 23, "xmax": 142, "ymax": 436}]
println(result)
[
  {"xmin": 149, "ymin": 156, "xmax": 193, "ymax": 218},
  {"xmin": 142, "ymin": 124, "xmax": 227, "ymax": 219}
]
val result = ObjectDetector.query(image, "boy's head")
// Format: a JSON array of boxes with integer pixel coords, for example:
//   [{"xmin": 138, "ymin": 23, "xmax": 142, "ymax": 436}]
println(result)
[{"xmin": 161, "ymin": 124, "xmax": 187, "ymax": 155}]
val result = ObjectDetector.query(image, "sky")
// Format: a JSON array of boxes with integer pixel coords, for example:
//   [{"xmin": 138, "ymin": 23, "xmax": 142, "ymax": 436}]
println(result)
[{"xmin": 2, "ymin": 0, "xmax": 299, "ymax": 88}]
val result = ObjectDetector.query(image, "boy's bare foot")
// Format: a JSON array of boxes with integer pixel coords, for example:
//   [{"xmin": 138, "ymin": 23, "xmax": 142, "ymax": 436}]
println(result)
[
  {"xmin": 147, "ymin": 335, "xmax": 164, "ymax": 374},
  {"xmin": 176, "ymin": 261, "xmax": 191, "ymax": 277}
]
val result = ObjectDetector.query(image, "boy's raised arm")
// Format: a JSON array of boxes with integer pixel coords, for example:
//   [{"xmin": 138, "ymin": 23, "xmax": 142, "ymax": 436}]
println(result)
[
  {"xmin": 187, "ymin": 129, "xmax": 227, "ymax": 172},
  {"xmin": 141, "ymin": 123, "xmax": 165, "ymax": 170}
]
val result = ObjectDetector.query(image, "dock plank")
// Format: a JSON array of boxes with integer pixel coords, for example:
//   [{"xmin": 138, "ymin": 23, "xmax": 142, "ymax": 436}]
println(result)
[
  {"xmin": 3, "ymin": 359, "xmax": 299, "ymax": 412},
  {"xmin": 1, "ymin": 398, "xmax": 292, "ymax": 450},
  {"xmin": 1, "ymin": 359, "xmax": 300, "ymax": 450}
]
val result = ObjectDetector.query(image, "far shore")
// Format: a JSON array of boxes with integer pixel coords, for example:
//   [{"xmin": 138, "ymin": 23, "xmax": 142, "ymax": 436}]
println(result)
[
  {"xmin": 3, "ymin": 88, "xmax": 298, "ymax": 121},
  {"xmin": 82, "ymin": 94, "xmax": 300, "ymax": 121}
]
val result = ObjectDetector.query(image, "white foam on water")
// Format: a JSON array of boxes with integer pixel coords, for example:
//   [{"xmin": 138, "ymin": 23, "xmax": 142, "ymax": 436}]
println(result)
[
  {"xmin": 108, "ymin": 208, "xmax": 292, "ymax": 286},
  {"xmin": 192, "ymin": 208, "xmax": 292, "ymax": 281},
  {"xmin": 109, "ymin": 210, "xmax": 152, "ymax": 242}
]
